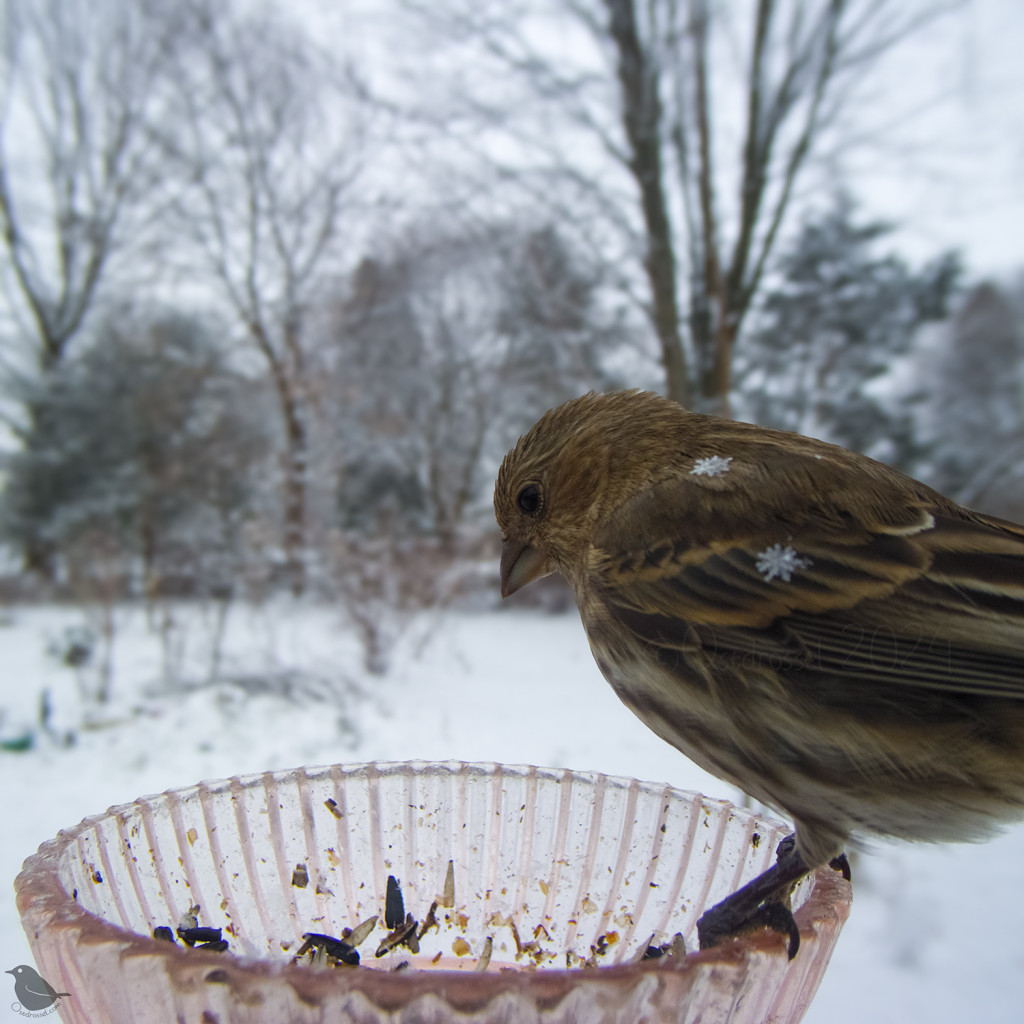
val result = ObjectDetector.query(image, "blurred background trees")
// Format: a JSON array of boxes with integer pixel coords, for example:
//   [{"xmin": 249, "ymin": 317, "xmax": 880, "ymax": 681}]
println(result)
[
  {"xmin": 0, "ymin": 0, "xmax": 189, "ymax": 574},
  {"xmin": 735, "ymin": 193, "xmax": 962, "ymax": 461},
  {"xmin": 153, "ymin": 0, "xmax": 370, "ymax": 594},
  {"xmin": 395, "ymin": 0, "xmax": 962, "ymax": 416},
  {"xmin": 0, "ymin": 309, "xmax": 267, "ymax": 597},
  {"xmin": 327, "ymin": 222, "xmax": 621, "ymax": 547},
  {"xmin": 1, "ymin": 0, "xmax": 1022, "ymax": 634},
  {"xmin": 914, "ymin": 282, "xmax": 1024, "ymax": 518}
]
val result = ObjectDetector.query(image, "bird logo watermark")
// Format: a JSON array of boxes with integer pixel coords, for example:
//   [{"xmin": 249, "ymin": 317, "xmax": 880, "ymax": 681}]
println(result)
[{"xmin": 6, "ymin": 966, "xmax": 70, "ymax": 1018}]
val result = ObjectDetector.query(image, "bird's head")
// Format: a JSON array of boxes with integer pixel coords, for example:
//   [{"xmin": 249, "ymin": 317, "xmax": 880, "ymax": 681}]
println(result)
[{"xmin": 495, "ymin": 390, "xmax": 688, "ymax": 596}]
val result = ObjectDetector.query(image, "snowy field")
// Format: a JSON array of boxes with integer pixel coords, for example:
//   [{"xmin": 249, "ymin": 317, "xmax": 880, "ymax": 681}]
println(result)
[{"xmin": 2, "ymin": 600, "xmax": 1023, "ymax": 1022}]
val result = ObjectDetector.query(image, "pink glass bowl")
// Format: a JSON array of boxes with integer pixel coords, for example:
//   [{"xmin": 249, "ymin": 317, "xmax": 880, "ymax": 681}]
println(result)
[{"xmin": 15, "ymin": 761, "xmax": 850, "ymax": 1023}]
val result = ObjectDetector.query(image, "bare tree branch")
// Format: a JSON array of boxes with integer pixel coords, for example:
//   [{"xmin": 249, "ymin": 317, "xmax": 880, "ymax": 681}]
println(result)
[
  {"xmin": 397, "ymin": 0, "xmax": 959, "ymax": 414},
  {"xmin": 604, "ymin": 0, "xmax": 689, "ymax": 404},
  {"xmin": 155, "ymin": 0, "xmax": 368, "ymax": 593},
  {"xmin": 0, "ymin": 0, "xmax": 181, "ymax": 372}
]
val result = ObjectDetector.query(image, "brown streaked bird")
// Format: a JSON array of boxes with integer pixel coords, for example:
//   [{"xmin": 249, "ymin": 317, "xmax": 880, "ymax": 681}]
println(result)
[{"xmin": 494, "ymin": 389, "xmax": 1024, "ymax": 957}]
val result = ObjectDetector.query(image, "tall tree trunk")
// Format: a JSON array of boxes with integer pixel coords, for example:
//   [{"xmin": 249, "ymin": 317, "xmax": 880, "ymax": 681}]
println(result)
[
  {"xmin": 282, "ymin": 408, "xmax": 307, "ymax": 596},
  {"xmin": 20, "ymin": 398, "xmax": 58, "ymax": 579},
  {"xmin": 253, "ymin": 321, "xmax": 308, "ymax": 595},
  {"xmin": 605, "ymin": 0, "xmax": 689, "ymax": 407},
  {"xmin": 702, "ymin": 316, "xmax": 737, "ymax": 419}
]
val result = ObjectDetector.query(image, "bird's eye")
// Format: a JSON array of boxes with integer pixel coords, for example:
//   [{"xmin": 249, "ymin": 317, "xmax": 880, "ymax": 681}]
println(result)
[{"xmin": 517, "ymin": 483, "xmax": 542, "ymax": 516}]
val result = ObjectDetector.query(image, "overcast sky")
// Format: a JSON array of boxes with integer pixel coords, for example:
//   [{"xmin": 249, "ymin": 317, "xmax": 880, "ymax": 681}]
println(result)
[
  {"xmin": 815, "ymin": 0, "xmax": 1024, "ymax": 276},
  {"xmin": 313, "ymin": 0, "xmax": 1024, "ymax": 278}
]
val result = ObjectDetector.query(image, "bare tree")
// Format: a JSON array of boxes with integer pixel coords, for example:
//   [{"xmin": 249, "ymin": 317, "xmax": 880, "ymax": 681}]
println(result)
[
  {"xmin": 331, "ymin": 232, "xmax": 518, "ymax": 547},
  {"xmin": 157, "ymin": 1, "xmax": 367, "ymax": 593},
  {"xmin": 330, "ymin": 222, "xmax": 621, "ymax": 544},
  {"xmin": 400, "ymin": 0, "xmax": 956, "ymax": 414},
  {"xmin": 0, "ymin": 0, "xmax": 183, "ymax": 571}
]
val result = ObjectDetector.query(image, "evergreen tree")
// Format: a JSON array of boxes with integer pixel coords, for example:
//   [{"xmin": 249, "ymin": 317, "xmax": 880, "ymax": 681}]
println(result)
[
  {"xmin": 737, "ymin": 194, "xmax": 960, "ymax": 466},
  {"xmin": 918, "ymin": 283, "xmax": 1024, "ymax": 517},
  {"xmin": 0, "ymin": 311, "xmax": 267, "ymax": 592}
]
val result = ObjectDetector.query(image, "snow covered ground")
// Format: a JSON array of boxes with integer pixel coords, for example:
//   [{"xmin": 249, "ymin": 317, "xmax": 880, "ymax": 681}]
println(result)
[{"xmin": 2, "ymin": 601, "xmax": 1023, "ymax": 1022}]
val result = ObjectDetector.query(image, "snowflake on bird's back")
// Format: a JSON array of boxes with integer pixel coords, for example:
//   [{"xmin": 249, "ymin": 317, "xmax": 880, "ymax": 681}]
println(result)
[
  {"xmin": 691, "ymin": 455, "xmax": 732, "ymax": 477},
  {"xmin": 755, "ymin": 544, "xmax": 811, "ymax": 583}
]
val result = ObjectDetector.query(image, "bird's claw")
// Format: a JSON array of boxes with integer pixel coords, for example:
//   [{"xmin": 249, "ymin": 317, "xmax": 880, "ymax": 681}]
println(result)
[
  {"xmin": 697, "ymin": 898, "xmax": 801, "ymax": 960},
  {"xmin": 829, "ymin": 853, "xmax": 852, "ymax": 881},
  {"xmin": 774, "ymin": 833, "xmax": 797, "ymax": 861},
  {"xmin": 696, "ymin": 830, "xmax": 809, "ymax": 959}
]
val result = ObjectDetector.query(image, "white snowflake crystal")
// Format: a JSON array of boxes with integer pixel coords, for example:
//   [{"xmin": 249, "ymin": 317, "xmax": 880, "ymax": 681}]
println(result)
[
  {"xmin": 690, "ymin": 455, "xmax": 733, "ymax": 477},
  {"xmin": 755, "ymin": 544, "xmax": 811, "ymax": 583}
]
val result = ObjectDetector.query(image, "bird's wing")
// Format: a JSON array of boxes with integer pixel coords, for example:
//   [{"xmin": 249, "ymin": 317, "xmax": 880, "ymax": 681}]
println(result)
[{"xmin": 589, "ymin": 449, "xmax": 1024, "ymax": 700}]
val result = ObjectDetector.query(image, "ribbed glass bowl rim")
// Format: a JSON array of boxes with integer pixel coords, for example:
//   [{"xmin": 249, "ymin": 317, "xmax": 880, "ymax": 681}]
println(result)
[{"xmin": 14, "ymin": 760, "xmax": 852, "ymax": 994}]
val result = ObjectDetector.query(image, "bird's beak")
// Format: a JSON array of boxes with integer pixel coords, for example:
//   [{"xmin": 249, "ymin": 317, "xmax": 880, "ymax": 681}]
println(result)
[{"xmin": 500, "ymin": 538, "xmax": 551, "ymax": 597}]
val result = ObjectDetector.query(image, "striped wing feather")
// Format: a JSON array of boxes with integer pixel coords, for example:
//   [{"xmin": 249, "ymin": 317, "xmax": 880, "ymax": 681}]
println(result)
[{"xmin": 591, "ymin": 463, "xmax": 1024, "ymax": 701}]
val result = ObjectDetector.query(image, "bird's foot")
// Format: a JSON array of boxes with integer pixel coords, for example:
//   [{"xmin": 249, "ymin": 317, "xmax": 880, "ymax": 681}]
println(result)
[
  {"xmin": 829, "ymin": 852, "xmax": 852, "ymax": 881},
  {"xmin": 698, "ymin": 899, "xmax": 801, "ymax": 960},
  {"xmin": 696, "ymin": 833, "xmax": 809, "ymax": 960}
]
